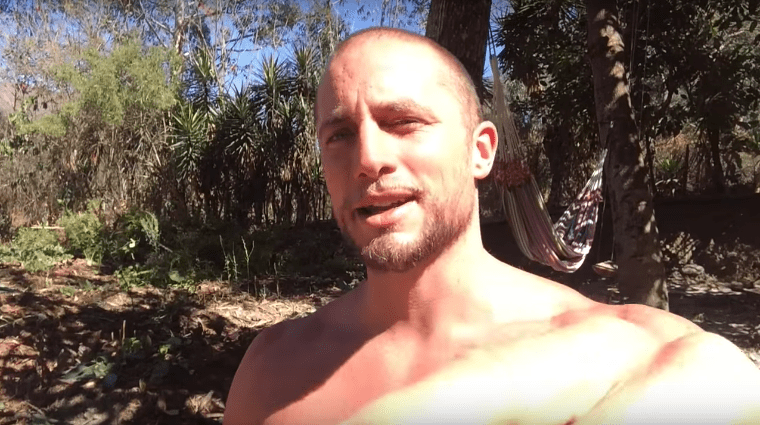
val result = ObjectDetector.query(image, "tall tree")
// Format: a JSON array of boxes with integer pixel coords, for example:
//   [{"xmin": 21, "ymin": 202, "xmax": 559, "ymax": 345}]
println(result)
[
  {"xmin": 425, "ymin": 0, "xmax": 492, "ymax": 100},
  {"xmin": 586, "ymin": 0, "xmax": 668, "ymax": 309},
  {"xmin": 496, "ymin": 0, "xmax": 757, "ymax": 308},
  {"xmin": 496, "ymin": 0, "xmax": 598, "ymax": 209}
]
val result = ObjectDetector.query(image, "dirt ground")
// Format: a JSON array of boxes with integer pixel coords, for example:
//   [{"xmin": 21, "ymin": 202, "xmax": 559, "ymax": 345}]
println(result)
[{"xmin": 1, "ymin": 195, "xmax": 759, "ymax": 424}]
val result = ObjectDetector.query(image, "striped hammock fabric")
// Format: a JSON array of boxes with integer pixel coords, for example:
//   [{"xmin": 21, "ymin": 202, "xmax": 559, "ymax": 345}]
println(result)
[{"xmin": 489, "ymin": 56, "xmax": 606, "ymax": 273}]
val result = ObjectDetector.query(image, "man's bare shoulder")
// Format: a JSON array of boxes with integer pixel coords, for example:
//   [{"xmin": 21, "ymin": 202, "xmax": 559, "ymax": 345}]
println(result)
[
  {"xmin": 224, "ymin": 289, "xmax": 365, "ymax": 424},
  {"xmin": 223, "ymin": 314, "xmax": 310, "ymax": 424},
  {"xmin": 478, "ymin": 260, "xmax": 595, "ymax": 320},
  {"xmin": 551, "ymin": 301, "xmax": 704, "ymax": 343},
  {"xmin": 581, "ymin": 323, "xmax": 760, "ymax": 424}
]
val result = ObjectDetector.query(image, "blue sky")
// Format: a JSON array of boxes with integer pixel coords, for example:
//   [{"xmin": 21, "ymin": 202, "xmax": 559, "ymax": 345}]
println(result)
[{"xmin": 228, "ymin": 0, "xmax": 500, "ymax": 89}]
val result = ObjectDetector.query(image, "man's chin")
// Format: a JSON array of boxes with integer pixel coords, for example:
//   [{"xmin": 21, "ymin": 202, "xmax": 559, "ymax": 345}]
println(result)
[
  {"xmin": 339, "ymin": 204, "xmax": 472, "ymax": 274},
  {"xmin": 360, "ymin": 237, "xmax": 423, "ymax": 273}
]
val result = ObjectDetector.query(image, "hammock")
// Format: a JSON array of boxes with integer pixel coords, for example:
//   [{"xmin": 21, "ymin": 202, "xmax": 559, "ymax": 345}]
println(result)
[{"xmin": 489, "ymin": 56, "xmax": 606, "ymax": 273}]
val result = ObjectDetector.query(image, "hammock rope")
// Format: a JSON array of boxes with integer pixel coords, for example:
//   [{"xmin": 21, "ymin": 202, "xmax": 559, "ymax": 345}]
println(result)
[{"xmin": 488, "ymin": 54, "xmax": 607, "ymax": 273}]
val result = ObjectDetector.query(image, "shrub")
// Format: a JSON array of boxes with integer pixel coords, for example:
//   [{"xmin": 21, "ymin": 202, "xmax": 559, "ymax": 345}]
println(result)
[
  {"xmin": 0, "ymin": 203, "xmax": 11, "ymax": 242},
  {"xmin": 109, "ymin": 209, "xmax": 161, "ymax": 265},
  {"xmin": 58, "ymin": 208, "xmax": 105, "ymax": 264},
  {"xmin": 0, "ymin": 227, "xmax": 72, "ymax": 272}
]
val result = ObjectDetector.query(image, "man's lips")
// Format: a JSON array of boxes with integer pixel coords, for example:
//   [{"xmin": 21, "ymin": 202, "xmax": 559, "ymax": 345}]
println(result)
[{"xmin": 353, "ymin": 193, "xmax": 418, "ymax": 218}]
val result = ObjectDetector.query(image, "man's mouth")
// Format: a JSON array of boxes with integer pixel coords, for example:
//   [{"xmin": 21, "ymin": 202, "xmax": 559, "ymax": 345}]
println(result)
[
  {"xmin": 357, "ymin": 199, "xmax": 409, "ymax": 216},
  {"xmin": 354, "ymin": 191, "xmax": 419, "ymax": 220}
]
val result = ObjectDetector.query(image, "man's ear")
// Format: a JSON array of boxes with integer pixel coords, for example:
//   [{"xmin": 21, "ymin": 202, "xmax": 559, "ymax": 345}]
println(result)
[{"xmin": 471, "ymin": 120, "xmax": 498, "ymax": 180}]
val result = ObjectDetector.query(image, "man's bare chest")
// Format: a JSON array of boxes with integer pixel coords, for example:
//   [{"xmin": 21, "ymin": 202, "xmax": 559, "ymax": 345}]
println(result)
[
  {"xmin": 265, "ymin": 322, "xmax": 552, "ymax": 423},
  {"xmin": 262, "ymin": 342, "xmax": 410, "ymax": 424},
  {"xmin": 265, "ymin": 311, "xmax": 671, "ymax": 424}
]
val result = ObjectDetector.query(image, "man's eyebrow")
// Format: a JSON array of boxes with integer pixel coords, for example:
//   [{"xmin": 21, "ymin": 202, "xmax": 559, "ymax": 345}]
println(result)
[
  {"xmin": 317, "ymin": 111, "xmax": 351, "ymax": 138},
  {"xmin": 377, "ymin": 98, "xmax": 436, "ymax": 117},
  {"xmin": 320, "ymin": 114, "xmax": 350, "ymax": 128}
]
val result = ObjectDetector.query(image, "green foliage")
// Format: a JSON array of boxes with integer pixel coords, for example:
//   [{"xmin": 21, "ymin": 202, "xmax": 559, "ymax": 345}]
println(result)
[
  {"xmin": 58, "ymin": 205, "xmax": 105, "ymax": 264},
  {"xmin": 158, "ymin": 343, "xmax": 172, "ymax": 357},
  {"xmin": 1, "ymin": 37, "xmax": 182, "ymax": 224},
  {"xmin": 0, "ymin": 244, "xmax": 12, "ymax": 261},
  {"xmin": 55, "ymin": 41, "xmax": 176, "ymax": 133},
  {"xmin": 0, "ymin": 204, "xmax": 11, "ymax": 242},
  {"xmin": 115, "ymin": 265, "xmax": 154, "ymax": 290},
  {"xmin": 61, "ymin": 356, "xmax": 113, "ymax": 383},
  {"xmin": 122, "ymin": 336, "xmax": 143, "ymax": 354},
  {"xmin": 16, "ymin": 41, "xmax": 179, "ymax": 137},
  {"xmin": 658, "ymin": 158, "xmax": 682, "ymax": 178},
  {"xmin": 170, "ymin": 101, "xmax": 210, "ymax": 181},
  {"xmin": 746, "ymin": 128, "xmax": 760, "ymax": 153},
  {"xmin": 80, "ymin": 280, "xmax": 97, "ymax": 292},
  {"xmin": 0, "ymin": 227, "xmax": 72, "ymax": 272},
  {"xmin": 0, "ymin": 138, "xmax": 13, "ymax": 157},
  {"xmin": 495, "ymin": 0, "xmax": 598, "ymax": 203},
  {"xmin": 110, "ymin": 209, "xmax": 161, "ymax": 264},
  {"xmin": 247, "ymin": 222, "xmax": 364, "ymax": 279},
  {"xmin": 180, "ymin": 45, "xmax": 330, "ymax": 228},
  {"xmin": 59, "ymin": 286, "xmax": 77, "ymax": 297},
  {"xmin": 495, "ymin": 0, "xmax": 760, "ymax": 196},
  {"xmin": 108, "ymin": 209, "xmax": 208, "ymax": 289},
  {"xmin": 18, "ymin": 114, "xmax": 67, "ymax": 138}
]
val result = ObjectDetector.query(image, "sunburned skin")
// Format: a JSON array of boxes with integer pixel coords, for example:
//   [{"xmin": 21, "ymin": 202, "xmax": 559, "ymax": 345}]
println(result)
[
  {"xmin": 223, "ymin": 27, "xmax": 760, "ymax": 425},
  {"xmin": 227, "ymin": 265, "xmax": 760, "ymax": 424}
]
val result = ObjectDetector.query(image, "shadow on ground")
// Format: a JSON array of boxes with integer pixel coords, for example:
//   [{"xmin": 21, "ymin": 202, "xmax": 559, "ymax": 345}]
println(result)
[{"xmin": 0, "ymin": 264, "xmax": 326, "ymax": 424}]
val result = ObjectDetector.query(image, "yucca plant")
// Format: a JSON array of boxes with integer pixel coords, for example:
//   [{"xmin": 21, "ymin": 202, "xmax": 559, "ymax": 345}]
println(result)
[
  {"xmin": 172, "ymin": 39, "xmax": 333, "ymax": 228},
  {"xmin": 171, "ymin": 101, "xmax": 210, "ymax": 181},
  {"xmin": 184, "ymin": 47, "xmax": 221, "ymax": 112}
]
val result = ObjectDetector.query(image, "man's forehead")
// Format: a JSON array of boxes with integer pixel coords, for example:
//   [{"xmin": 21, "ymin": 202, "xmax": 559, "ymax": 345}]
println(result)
[
  {"xmin": 332, "ymin": 35, "xmax": 444, "ymax": 71},
  {"xmin": 317, "ymin": 37, "xmax": 453, "ymax": 110}
]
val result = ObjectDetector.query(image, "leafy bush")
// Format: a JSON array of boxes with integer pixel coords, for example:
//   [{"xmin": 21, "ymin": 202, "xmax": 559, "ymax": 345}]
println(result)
[
  {"xmin": 657, "ymin": 158, "xmax": 682, "ymax": 178},
  {"xmin": 0, "ymin": 227, "xmax": 72, "ymax": 272},
  {"xmin": 115, "ymin": 265, "xmax": 154, "ymax": 289},
  {"xmin": 0, "ymin": 203, "xmax": 11, "ymax": 242},
  {"xmin": 746, "ymin": 128, "xmax": 760, "ymax": 153},
  {"xmin": 109, "ymin": 209, "xmax": 161, "ymax": 264},
  {"xmin": 58, "ymin": 208, "xmax": 105, "ymax": 264},
  {"xmin": 246, "ymin": 222, "xmax": 364, "ymax": 279},
  {"xmin": 110, "ymin": 209, "xmax": 205, "ymax": 289}
]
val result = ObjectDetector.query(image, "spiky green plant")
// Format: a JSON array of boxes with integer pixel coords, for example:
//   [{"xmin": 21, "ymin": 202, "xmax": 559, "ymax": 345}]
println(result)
[{"xmin": 171, "ymin": 101, "xmax": 210, "ymax": 182}]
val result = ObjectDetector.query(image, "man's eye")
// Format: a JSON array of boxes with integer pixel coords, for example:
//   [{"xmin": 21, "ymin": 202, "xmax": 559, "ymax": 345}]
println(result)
[
  {"xmin": 386, "ymin": 118, "xmax": 423, "ymax": 131},
  {"xmin": 327, "ymin": 129, "xmax": 353, "ymax": 143},
  {"xmin": 393, "ymin": 118, "xmax": 418, "ymax": 126}
]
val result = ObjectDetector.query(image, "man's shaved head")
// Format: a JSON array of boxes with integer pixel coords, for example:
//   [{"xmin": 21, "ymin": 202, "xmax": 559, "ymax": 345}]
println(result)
[
  {"xmin": 314, "ymin": 26, "xmax": 495, "ymax": 273},
  {"xmin": 318, "ymin": 26, "xmax": 483, "ymax": 133}
]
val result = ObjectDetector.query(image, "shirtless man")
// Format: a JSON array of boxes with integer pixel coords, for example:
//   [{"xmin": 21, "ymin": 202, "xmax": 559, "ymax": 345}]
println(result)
[{"xmin": 224, "ymin": 27, "xmax": 760, "ymax": 424}]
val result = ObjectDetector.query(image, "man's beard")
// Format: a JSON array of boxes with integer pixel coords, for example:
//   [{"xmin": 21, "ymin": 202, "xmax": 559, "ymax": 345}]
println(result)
[{"xmin": 341, "ymin": 191, "xmax": 473, "ymax": 273}]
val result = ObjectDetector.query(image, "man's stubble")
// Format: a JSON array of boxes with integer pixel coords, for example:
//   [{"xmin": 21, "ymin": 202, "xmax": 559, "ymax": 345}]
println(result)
[{"xmin": 339, "ymin": 167, "xmax": 475, "ymax": 273}]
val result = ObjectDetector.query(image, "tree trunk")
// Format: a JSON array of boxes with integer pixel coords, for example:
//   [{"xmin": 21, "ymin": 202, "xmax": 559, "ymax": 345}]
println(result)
[
  {"xmin": 425, "ymin": 0, "xmax": 492, "ymax": 101},
  {"xmin": 544, "ymin": 122, "xmax": 572, "ymax": 210},
  {"xmin": 586, "ymin": 0, "xmax": 668, "ymax": 310},
  {"xmin": 644, "ymin": 133, "xmax": 657, "ymax": 196},
  {"xmin": 707, "ymin": 128, "xmax": 726, "ymax": 194},
  {"xmin": 682, "ymin": 143, "xmax": 690, "ymax": 192}
]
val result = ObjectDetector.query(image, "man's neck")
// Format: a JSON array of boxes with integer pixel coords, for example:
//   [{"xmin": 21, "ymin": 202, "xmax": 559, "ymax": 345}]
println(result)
[{"xmin": 357, "ymin": 225, "xmax": 498, "ymax": 341}]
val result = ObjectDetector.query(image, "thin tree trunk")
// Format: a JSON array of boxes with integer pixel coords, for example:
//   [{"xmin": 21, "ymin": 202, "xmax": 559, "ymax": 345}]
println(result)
[
  {"xmin": 682, "ymin": 143, "xmax": 690, "ymax": 192},
  {"xmin": 544, "ymin": 122, "xmax": 571, "ymax": 210},
  {"xmin": 708, "ymin": 128, "xmax": 726, "ymax": 194},
  {"xmin": 644, "ymin": 133, "xmax": 656, "ymax": 196},
  {"xmin": 586, "ymin": 0, "xmax": 668, "ymax": 310},
  {"xmin": 425, "ymin": 0, "xmax": 492, "ymax": 101}
]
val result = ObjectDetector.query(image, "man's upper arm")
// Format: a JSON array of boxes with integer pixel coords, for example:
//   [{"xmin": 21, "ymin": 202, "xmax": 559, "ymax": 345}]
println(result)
[
  {"xmin": 582, "ymin": 331, "xmax": 760, "ymax": 424},
  {"xmin": 224, "ymin": 325, "xmax": 284, "ymax": 425}
]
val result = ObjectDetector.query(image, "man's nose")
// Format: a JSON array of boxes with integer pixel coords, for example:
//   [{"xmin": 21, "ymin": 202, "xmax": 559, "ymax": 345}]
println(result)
[{"xmin": 354, "ymin": 122, "xmax": 397, "ymax": 180}]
